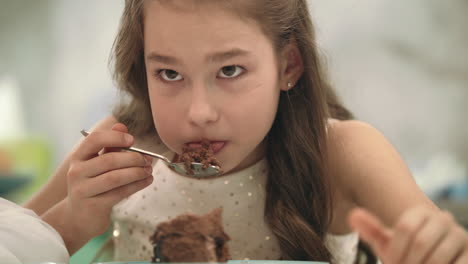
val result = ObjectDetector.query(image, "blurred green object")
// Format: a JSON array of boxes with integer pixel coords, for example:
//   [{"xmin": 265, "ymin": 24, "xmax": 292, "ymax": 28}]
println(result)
[
  {"xmin": 0, "ymin": 137, "xmax": 52, "ymax": 203},
  {"xmin": 0, "ymin": 172, "xmax": 32, "ymax": 196},
  {"xmin": 71, "ymin": 229, "xmax": 113, "ymax": 264}
]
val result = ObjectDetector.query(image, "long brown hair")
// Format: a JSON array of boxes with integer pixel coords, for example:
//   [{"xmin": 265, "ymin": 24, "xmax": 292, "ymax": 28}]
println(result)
[{"xmin": 111, "ymin": 0, "xmax": 355, "ymax": 262}]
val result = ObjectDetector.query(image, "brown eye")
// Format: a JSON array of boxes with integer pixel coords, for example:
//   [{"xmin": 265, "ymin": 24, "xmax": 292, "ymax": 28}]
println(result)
[
  {"xmin": 160, "ymin": 69, "xmax": 182, "ymax": 81},
  {"xmin": 218, "ymin": 65, "xmax": 244, "ymax": 78}
]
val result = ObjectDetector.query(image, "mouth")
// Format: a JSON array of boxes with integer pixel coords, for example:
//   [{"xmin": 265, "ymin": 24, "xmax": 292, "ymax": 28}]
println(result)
[{"xmin": 185, "ymin": 141, "xmax": 226, "ymax": 154}]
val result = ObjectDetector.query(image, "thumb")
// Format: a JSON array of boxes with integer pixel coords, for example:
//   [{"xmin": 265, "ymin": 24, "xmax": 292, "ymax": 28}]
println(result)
[
  {"xmin": 348, "ymin": 208, "xmax": 392, "ymax": 258},
  {"xmin": 103, "ymin": 123, "xmax": 130, "ymax": 154},
  {"xmin": 111, "ymin": 123, "xmax": 129, "ymax": 133}
]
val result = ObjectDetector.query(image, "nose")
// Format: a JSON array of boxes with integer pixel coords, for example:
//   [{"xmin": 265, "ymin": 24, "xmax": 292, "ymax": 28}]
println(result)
[{"xmin": 187, "ymin": 88, "xmax": 219, "ymax": 127}]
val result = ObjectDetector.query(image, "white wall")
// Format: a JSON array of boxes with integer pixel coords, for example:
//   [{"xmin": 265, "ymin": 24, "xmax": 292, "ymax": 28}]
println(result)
[
  {"xmin": 308, "ymin": 0, "xmax": 468, "ymax": 178},
  {"xmin": 0, "ymin": 0, "xmax": 123, "ymax": 165},
  {"xmin": 47, "ymin": 0, "xmax": 123, "ymax": 161}
]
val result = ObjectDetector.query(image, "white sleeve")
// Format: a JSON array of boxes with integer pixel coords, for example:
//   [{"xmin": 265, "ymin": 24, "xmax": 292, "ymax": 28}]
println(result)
[{"xmin": 0, "ymin": 198, "xmax": 69, "ymax": 264}]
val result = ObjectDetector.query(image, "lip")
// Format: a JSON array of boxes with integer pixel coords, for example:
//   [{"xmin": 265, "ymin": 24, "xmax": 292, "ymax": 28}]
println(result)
[{"xmin": 185, "ymin": 141, "xmax": 226, "ymax": 154}]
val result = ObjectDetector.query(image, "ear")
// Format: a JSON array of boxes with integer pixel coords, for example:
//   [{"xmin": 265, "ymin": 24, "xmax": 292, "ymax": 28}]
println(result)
[{"xmin": 279, "ymin": 36, "xmax": 304, "ymax": 91}]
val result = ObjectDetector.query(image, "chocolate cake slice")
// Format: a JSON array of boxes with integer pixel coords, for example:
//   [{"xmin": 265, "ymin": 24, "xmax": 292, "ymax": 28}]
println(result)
[
  {"xmin": 150, "ymin": 208, "xmax": 231, "ymax": 263},
  {"xmin": 179, "ymin": 139, "xmax": 221, "ymax": 175}
]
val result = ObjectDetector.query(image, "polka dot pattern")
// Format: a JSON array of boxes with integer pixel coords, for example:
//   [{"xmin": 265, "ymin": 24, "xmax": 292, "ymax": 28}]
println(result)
[
  {"xmin": 111, "ymin": 134, "xmax": 360, "ymax": 263},
  {"xmin": 112, "ymin": 154, "xmax": 281, "ymax": 261}
]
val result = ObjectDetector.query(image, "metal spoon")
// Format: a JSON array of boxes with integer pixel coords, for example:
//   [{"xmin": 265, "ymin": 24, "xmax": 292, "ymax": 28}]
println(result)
[{"xmin": 80, "ymin": 130, "xmax": 221, "ymax": 178}]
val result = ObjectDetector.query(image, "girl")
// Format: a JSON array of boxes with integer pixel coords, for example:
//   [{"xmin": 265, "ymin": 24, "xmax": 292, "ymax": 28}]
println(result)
[{"xmin": 27, "ymin": 0, "xmax": 468, "ymax": 263}]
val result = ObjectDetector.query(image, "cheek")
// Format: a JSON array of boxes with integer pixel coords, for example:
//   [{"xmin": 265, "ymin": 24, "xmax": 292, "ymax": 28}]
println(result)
[
  {"xmin": 229, "ymin": 85, "xmax": 280, "ymax": 140},
  {"xmin": 149, "ymin": 95, "xmax": 180, "ymax": 150}
]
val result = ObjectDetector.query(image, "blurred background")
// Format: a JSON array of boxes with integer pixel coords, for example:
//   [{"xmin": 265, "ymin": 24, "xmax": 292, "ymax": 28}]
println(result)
[
  {"xmin": 0, "ymin": 1, "xmax": 123, "ymax": 203},
  {"xmin": 307, "ymin": 0, "xmax": 468, "ymax": 205},
  {"xmin": 0, "ymin": 0, "xmax": 467, "ymax": 261}
]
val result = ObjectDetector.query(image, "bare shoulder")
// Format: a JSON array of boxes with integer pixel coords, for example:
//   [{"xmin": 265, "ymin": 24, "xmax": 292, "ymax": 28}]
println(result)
[
  {"xmin": 327, "ymin": 120, "xmax": 436, "ymax": 226},
  {"xmin": 327, "ymin": 120, "xmax": 396, "ymax": 157}
]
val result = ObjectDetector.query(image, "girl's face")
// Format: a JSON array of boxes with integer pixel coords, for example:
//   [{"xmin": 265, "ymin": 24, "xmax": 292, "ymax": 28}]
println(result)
[{"xmin": 144, "ymin": 1, "xmax": 282, "ymax": 174}]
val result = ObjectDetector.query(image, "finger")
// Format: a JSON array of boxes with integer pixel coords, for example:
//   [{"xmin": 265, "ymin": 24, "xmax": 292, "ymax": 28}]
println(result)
[
  {"xmin": 75, "ymin": 130, "xmax": 134, "ymax": 160},
  {"xmin": 81, "ymin": 166, "xmax": 153, "ymax": 197},
  {"xmin": 103, "ymin": 123, "xmax": 130, "ymax": 154},
  {"xmin": 97, "ymin": 175, "xmax": 154, "ymax": 207},
  {"xmin": 112, "ymin": 123, "xmax": 129, "ymax": 133},
  {"xmin": 390, "ymin": 206, "xmax": 432, "ymax": 264},
  {"xmin": 404, "ymin": 211, "xmax": 452, "ymax": 263},
  {"xmin": 426, "ymin": 226, "xmax": 468, "ymax": 264},
  {"xmin": 81, "ymin": 151, "xmax": 152, "ymax": 178},
  {"xmin": 66, "ymin": 152, "xmax": 152, "ymax": 185},
  {"xmin": 348, "ymin": 208, "xmax": 392, "ymax": 258}
]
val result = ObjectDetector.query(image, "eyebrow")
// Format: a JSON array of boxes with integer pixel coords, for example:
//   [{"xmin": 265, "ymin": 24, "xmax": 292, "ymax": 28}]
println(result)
[{"xmin": 145, "ymin": 48, "xmax": 251, "ymax": 65}]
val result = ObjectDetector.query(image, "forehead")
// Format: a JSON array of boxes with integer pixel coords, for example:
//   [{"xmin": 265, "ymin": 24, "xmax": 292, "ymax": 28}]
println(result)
[{"xmin": 142, "ymin": 0, "xmax": 273, "ymax": 59}]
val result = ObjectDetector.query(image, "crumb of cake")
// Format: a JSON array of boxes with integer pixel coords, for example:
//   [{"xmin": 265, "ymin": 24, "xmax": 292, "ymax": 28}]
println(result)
[
  {"xmin": 179, "ymin": 139, "xmax": 221, "ymax": 175},
  {"xmin": 150, "ymin": 208, "xmax": 231, "ymax": 263}
]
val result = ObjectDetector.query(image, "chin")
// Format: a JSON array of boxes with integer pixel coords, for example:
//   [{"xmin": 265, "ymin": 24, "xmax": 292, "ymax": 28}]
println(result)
[
  {"xmin": 221, "ymin": 158, "xmax": 252, "ymax": 175},
  {"xmin": 217, "ymin": 163, "xmax": 235, "ymax": 175},
  {"xmin": 214, "ymin": 157, "xmax": 239, "ymax": 175}
]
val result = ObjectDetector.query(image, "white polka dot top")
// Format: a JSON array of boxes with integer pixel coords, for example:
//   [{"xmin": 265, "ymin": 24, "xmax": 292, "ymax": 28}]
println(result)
[{"xmin": 111, "ymin": 135, "xmax": 359, "ymax": 263}]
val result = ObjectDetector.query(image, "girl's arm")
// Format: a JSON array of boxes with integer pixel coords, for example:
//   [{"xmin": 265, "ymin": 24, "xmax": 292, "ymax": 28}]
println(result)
[
  {"xmin": 328, "ymin": 120, "xmax": 467, "ymax": 263},
  {"xmin": 24, "ymin": 116, "xmax": 118, "ymax": 216},
  {"xmin": 328, "ymin": 120, "xmax": 436, "ymax": 225}
]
